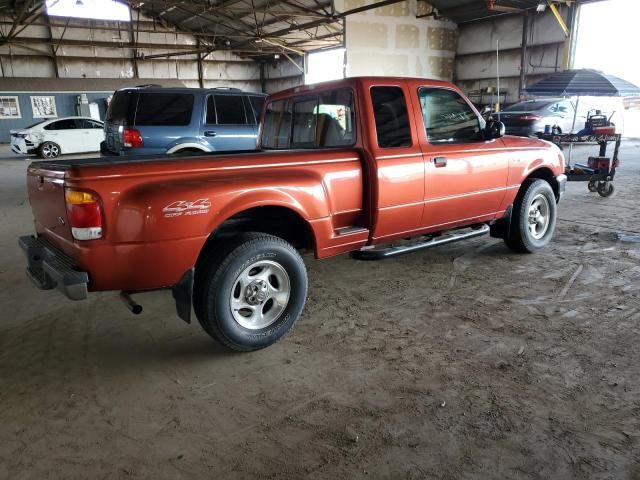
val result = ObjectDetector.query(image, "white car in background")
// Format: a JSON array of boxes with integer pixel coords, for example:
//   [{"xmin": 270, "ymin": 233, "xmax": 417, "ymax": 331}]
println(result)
[{"xmin": 10, "ymin": 116, "xmax": 104, "ymax": 159}]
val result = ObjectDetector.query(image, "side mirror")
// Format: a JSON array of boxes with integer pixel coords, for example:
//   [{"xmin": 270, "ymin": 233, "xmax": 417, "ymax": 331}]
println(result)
[{"xmin": 485, "ymin": 120, "xmax": 506, "ymax": 140}]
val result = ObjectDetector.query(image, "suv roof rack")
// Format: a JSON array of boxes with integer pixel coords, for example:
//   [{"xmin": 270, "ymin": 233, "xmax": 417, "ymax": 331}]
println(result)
[
  {"xmin": 135, "ymin": 84, "xmax": 162, "ymax": 88},
  {"xmin": 212, "ymin": 87, "xmax": 243, "ymax": 92}
]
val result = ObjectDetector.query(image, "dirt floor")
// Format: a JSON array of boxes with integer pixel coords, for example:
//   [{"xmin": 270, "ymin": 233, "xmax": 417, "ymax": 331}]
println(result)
[{"xmin": 1, "ymin": 142, "xmax": 639, "ymax": 479}]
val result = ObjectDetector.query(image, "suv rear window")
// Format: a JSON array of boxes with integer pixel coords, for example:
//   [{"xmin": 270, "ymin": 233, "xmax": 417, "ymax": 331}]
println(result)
[
  {"xmin": 106, "ymin": 90, "xmax": 135, "ymax": 124},
  {"xmin": 135, "ymin": 93, "xmax": 194, "ymax": 126}
]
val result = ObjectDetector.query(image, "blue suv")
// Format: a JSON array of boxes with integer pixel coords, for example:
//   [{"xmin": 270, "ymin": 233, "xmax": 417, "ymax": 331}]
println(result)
[{"xmin": 102, "ymin": 86, "xmax": 267, "ymax": 155}]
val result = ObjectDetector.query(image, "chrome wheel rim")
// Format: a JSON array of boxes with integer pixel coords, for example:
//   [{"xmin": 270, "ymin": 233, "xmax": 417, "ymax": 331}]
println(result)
[
  {"xmin": 528, "ymin": 194, "xmax": 550, "ymax": 240},
  {"xmin": 42, "ymin": 144, "xmax": 59, "ymax": 158},
  {"xmin": 229, "ymin": 260, "xmax": 291, "ymax": 330}
]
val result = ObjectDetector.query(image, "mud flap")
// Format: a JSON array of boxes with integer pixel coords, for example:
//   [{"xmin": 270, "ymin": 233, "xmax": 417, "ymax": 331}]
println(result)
[
  {"xmin": 172, "ymin": 269, "xmax": 194, "ymax": 324},
  {"xmin": 489, "ymin": 205, "xmax": 513, "ymax": 239}
]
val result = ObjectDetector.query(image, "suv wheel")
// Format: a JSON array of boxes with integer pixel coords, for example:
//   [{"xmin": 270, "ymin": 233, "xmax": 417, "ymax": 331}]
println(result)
[
  {"xmin": 194, "ymin": 232, "xmax": 308, "ymax": 351},
  {"xmin": 504, "ymin": 179, "xmax": 557, "ymax": 253}
]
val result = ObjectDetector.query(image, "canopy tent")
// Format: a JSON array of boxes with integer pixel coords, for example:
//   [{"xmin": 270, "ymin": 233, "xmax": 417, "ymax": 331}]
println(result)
[
  {"xmin": 524, "ymin": 69, "xmax": 640, "ymax": 98},
  {"xmin": 525, "ymin": 70, "xmax": 640, "ymax": 165}
]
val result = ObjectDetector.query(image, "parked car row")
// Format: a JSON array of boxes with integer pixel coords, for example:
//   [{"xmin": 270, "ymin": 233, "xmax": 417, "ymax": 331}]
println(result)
[
  {"xmin": 10, "ymin": 117, "xmax": 104, "ymax": 158},
  {"xmin": 9, "ymin": 86, "xmax": 267, "ymax": 159},
  {"xmin": 8, "ymin": 84, "xmax": 610, "ymax": 160},
  {"xmin": 102, "ymin": 86, "xmax": 267, "ymax": 156}
]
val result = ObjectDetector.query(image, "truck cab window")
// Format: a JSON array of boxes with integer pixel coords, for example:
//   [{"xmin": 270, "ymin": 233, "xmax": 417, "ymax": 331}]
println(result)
[
  {"xmin": 371, "ymin": 87, "xmax": 412, "ymax": 148},
  {"xmin": 317, "ymin": 89, "xmax": 355, "ymax": 147},
  {"xmin": 263, "ymin": 88, "xmax": 355, "ymax": 150},
  {"xmin": 262, "ymin": 100, "xmax": 292, "ymax": 149},
  {"xmin": 418, "ymin": 88, "xmax": 482, "ymax": 144},
  {"xmin": 292, "ymin": 98, "xmax": 318, "ymax": 148}
]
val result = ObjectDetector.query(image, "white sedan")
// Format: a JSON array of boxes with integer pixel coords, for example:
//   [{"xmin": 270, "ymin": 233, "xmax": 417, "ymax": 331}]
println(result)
[{"xmin": 10, "ymin": 116, "xmax": 104, "ymax": 159}]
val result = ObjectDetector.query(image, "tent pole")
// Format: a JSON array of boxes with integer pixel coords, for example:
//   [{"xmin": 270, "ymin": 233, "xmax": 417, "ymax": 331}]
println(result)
[{"xmin": 567, "ymin": 96, "xmax": 580, "ymax": 166}]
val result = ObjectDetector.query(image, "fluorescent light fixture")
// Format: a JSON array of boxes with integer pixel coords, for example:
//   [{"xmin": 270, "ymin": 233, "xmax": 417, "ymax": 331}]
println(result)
[
  {"xmin": 46, "ymin": 0, "xmax": 130, "ymax": 21},
  {"xmin": 536, "ymin": 3, "xmax": 546, "ymax": 12}
]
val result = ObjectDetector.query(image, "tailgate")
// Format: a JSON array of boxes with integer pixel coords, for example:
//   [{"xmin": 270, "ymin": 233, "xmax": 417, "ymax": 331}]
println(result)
[{"xmin": 27, "ymin": 164, "xmax": 73, "ymax": 244}]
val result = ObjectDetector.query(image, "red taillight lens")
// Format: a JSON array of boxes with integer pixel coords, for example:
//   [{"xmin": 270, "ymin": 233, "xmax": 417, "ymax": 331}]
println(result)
[
  {"xmin": 65, "ymin": 190, "xmax": 103, "ymax": 240},
  {"xmin": 123, "ymin": 128, "xmax": 144, "ymax": 148},
  {"xmin": 520, "ymin": 115, "xmax": 542, "ymax": 122}
]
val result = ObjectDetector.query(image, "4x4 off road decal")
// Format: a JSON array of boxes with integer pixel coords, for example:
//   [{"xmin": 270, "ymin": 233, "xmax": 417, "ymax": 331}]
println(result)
[{"xmin": 163, "ymin": 199, "xmax": 211, "ymax": 218}]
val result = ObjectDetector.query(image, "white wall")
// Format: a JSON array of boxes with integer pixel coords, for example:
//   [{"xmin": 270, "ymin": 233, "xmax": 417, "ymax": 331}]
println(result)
[{"xmin": 341, "ymin": 0, "xmax": 457, "ymax": 80}]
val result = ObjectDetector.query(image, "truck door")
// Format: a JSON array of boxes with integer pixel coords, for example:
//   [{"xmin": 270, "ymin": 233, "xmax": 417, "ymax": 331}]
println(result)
[
  {"xmin": 414, "ymin": 86, "xmax": 510, "ymax": 230},
  {"xmin": 368, "ymin": 84, "xmax": 425, "ymax": 241}
]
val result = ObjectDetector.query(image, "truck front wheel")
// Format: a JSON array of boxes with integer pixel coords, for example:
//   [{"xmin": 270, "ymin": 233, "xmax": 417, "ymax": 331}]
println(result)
[
  {"xmin": 193, "ymin": 233, "xmax": 308, "ymax": 351},
  {"xmin": 504, "ymin": 179, "xmax": 557, "ymax": 253}
]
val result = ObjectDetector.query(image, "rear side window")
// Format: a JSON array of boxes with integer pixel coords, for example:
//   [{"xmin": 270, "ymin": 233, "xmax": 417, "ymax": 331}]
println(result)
[
  {"xmin": 418, "ymin": 88, "xmax": 482, "ymax": 143},
  {"xmin": 370, "ymin": 86, "xmax": 411, "ymax": 148},
  {"xmin": 262, "ymin": 100, "xmax": 292, "ymax": 149},
  {"xmin": 249, "ymin": 96, "xmax": 266, "ymax": 123},
  {"xmin": 44, "ymin": 119, "xmax": 78, "ymax": 130},
  {"xmin": 79, "ymin": 119, "xmax": 103, "ymax": 129},
  {"xmin": 214, "ymin": 95, "xmax": 247, "ymax": 125},
  {"xmin": 135, "ymin": 93, "xmax": 193, "ymax": 126}
]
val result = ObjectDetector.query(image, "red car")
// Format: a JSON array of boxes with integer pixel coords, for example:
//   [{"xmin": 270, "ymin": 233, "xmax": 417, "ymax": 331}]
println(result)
[{"xmin": 20, "ymin": 77, "xmax": 567, "ymax": 351}]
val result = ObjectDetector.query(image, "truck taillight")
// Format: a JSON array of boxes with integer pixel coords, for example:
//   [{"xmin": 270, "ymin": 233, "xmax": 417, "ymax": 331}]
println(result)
[
  {"xmin": 123, "ymin": 128, "xmax": 144, "ymax": 148},
  {"xmin": 65, "ymin": 189, "xmax": 103, "ymax": 240}
]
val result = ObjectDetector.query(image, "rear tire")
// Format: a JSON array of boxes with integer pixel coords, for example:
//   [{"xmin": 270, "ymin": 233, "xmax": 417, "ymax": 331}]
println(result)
[
  {"xmin": 504, "ymin": 179, "xmax": 557, "ymax": 253},
  {"xmin": 38, "ymin": 141, "xmax": 61, "ymax": 159},
  {"xmin": 193, "ymin": 232, "xmax": 308, "ymax": 351}
]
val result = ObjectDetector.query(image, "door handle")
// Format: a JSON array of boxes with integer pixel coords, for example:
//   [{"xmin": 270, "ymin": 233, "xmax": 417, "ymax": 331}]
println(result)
[
  {"xmin": 204, "ymin": 131, "xmax": 217, "ymax": 137},
  {"xmin": 433, "ymin": 156, "xmax": 447, "ymax": 168}
]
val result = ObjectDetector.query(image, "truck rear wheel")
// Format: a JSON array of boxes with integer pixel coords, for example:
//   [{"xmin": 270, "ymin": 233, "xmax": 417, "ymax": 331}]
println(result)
[
  {"xmin": 504, "ymin": 179, "xmax": 557, "ymax": 253},
  {"xmin": 193, "ymin": 232, "xmax": 308, "ymax": 351}
]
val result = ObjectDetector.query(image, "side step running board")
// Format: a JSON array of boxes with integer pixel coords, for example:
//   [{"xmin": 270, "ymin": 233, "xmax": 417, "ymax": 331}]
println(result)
[{"xmin": 351, "ymin": 224, "xmax": 490, "ymax": 261}]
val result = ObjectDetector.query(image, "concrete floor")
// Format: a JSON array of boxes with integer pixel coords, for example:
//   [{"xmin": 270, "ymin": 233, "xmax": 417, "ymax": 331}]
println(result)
[{"xmin": 1, "ymin": 143, "xmax": 639, "ymax": 479}]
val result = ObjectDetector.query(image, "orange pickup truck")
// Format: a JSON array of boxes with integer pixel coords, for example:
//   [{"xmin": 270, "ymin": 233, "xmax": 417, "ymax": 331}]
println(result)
[{"xmin": 20, "ymin": 77, "xmax": 566, "ymax": 351}]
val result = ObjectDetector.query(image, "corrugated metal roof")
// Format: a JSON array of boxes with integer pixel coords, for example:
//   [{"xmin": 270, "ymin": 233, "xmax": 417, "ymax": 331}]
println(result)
[
  {"xmin": 428, "ymin": 0, "xmax": 602, "ymax": 24},
  {"xmin": 0, "ymin": 0, "xmax": 597, "ymax": 59}
]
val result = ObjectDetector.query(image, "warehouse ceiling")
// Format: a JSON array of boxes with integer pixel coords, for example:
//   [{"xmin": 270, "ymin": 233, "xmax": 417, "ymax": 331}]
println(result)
[
  {"xmin": 0, "ymin": 0, "xmax": 592, "ymax": 60},
  {"xmin": 0, "ymin": 0, "xmax": 409, "ymax": 61},
  {"xmin": 427, "ymin": 0, "xmax": 600, "ymax": 24}
]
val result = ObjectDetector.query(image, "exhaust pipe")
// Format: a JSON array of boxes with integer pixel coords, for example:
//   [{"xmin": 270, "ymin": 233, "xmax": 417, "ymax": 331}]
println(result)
[{"xmin": 120, "ymin": 291, "xmax": 143, "ymax": 315}]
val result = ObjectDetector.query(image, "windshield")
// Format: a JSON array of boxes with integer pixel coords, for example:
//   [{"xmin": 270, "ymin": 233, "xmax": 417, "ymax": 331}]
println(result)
[
  {"xmin": 503, "ymin": 100, "xmax": 556, "ymax": 112},
  {"xmin": 24, "ymin": 120, "xmax": 47, "ymax": 129}
]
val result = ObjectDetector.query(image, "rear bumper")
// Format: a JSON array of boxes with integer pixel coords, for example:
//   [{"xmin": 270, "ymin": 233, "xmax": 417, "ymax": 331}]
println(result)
[{"xmin": 19, "ymin": 235, "xmax": 88, "ymax": 301}]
